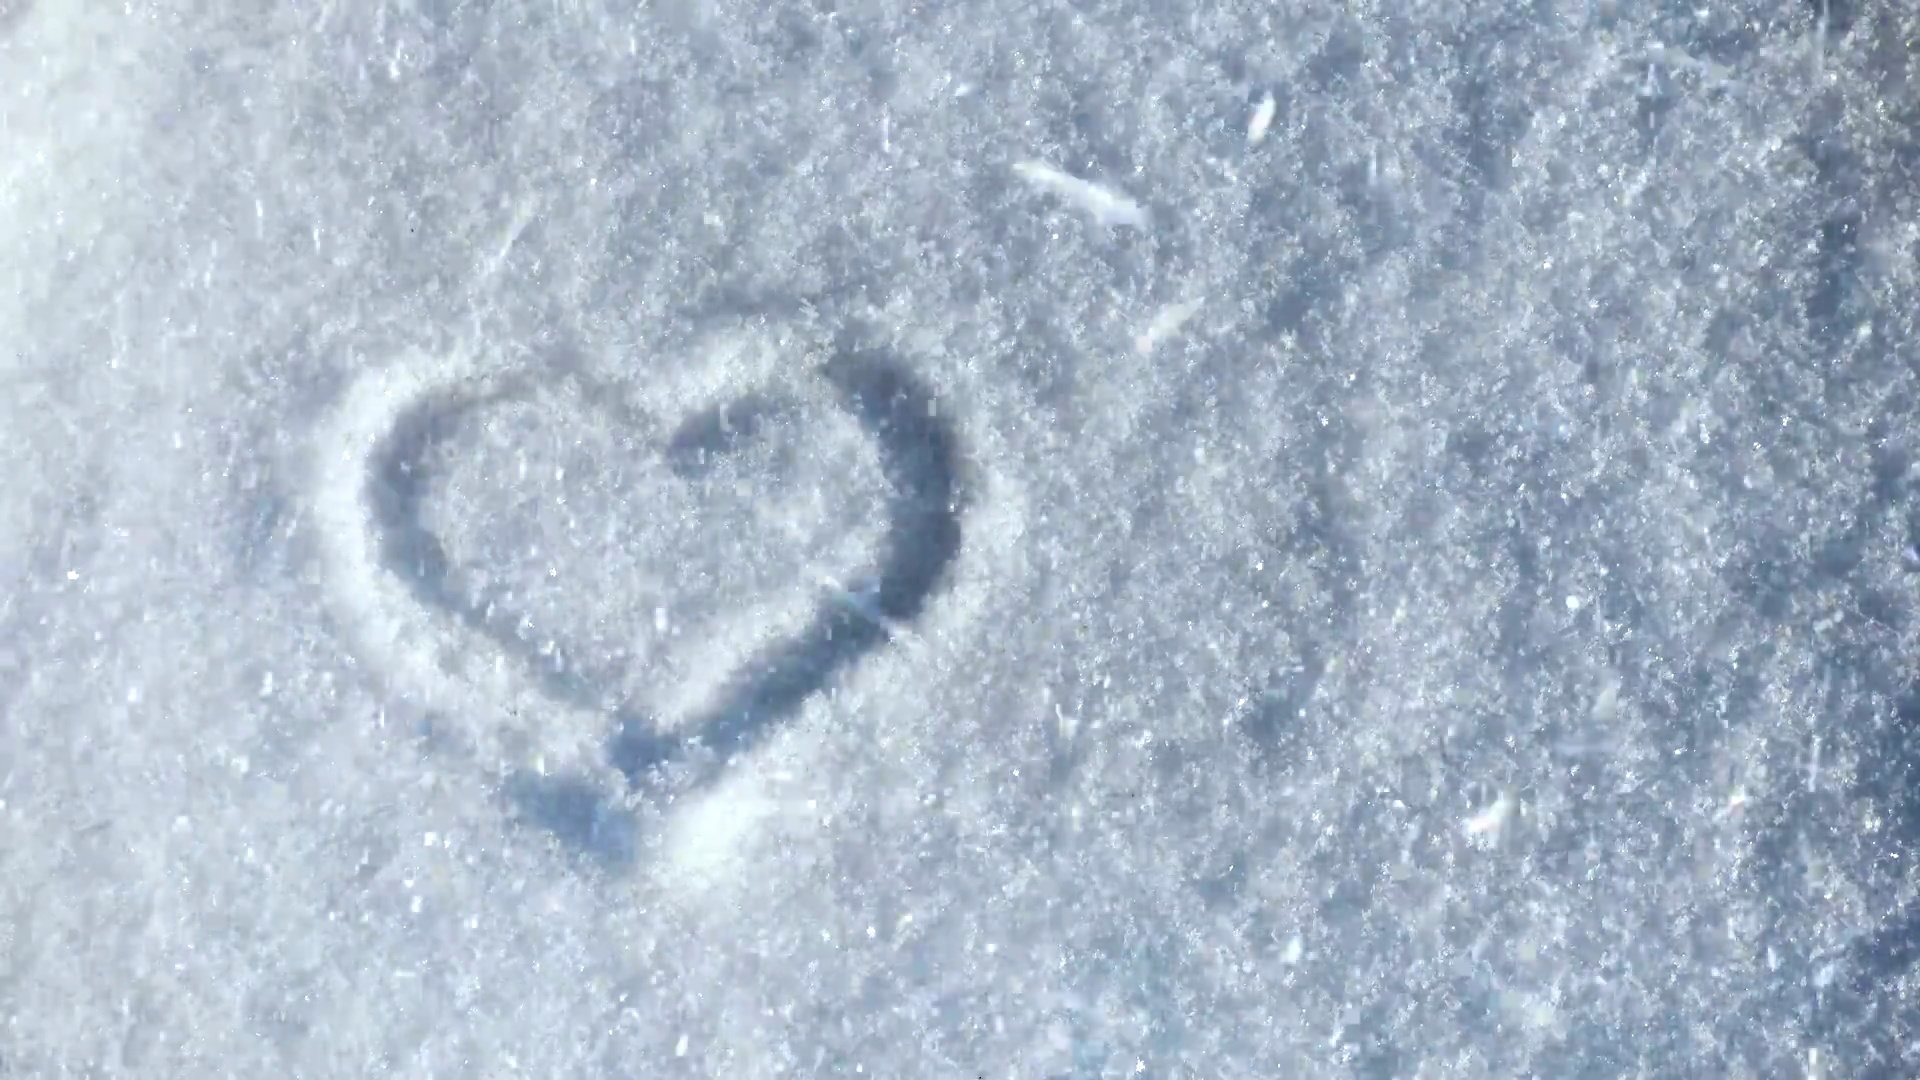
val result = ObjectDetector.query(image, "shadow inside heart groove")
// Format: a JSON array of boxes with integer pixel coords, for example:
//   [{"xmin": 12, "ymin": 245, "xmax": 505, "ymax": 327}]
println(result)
[{"xmin": 367, "ymin": 344, "xmax": 963, "ymax": 866}]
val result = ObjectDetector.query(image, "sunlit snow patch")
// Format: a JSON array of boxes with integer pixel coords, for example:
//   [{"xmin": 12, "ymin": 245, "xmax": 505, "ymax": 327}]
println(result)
[{"xmin": 657, "ymin": 764, "xmax": 796, "ymax": 896}]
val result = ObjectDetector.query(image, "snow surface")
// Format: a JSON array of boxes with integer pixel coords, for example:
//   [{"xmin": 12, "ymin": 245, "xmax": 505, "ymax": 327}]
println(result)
[{"xmin": 2, "ymin": 0, "xmax": 1919, "ymax": 1075}]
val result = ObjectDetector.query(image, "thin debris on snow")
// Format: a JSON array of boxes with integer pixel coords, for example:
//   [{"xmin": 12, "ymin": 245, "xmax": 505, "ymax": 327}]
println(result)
[
  {"xmin": 818, "ymin": 574, "xmax": 927, "ymax": 649},
  {"xmin": 1134, "ymin": 296, "xmax": 1205, "ymax": 355},
  {"xmin": 1011, "ymin": 160, "xmax": 1151, "ymax": 230}
]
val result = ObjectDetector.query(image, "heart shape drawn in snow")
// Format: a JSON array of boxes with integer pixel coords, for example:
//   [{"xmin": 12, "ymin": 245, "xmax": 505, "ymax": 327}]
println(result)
[{"xmin": 307, "ymin": 323, "xmax": 971, "ymax": 866}]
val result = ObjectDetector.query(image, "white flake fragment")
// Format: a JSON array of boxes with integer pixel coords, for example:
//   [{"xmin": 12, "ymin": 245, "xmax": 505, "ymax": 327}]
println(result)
[
  {"xmin": 674, "ymin": 1034, "xmax": 690, "ymax": 1058},
  {"xmin": 1247, "ymin": 91, "xmax": 1277, "ymax": 146},
  {"xmin": 1055, "ymin": 703, "xmax": 1079, "ymax": 744},
  {"xmin": 1590, "ymin": 679, "xmax": 1619, "ymax": 721},
  {"xmin": 1465, "ymin": 792, "xmax": 1512, "ymax": 839},
  {"xmin": 1281, "ymin": 934, "xmax": 1304, "ymax": 964},
  {"xmin": 1134, "ymin": 296, "xmax": 1205, "ymax": 355},
  {"xmin": 1011, "ymin": 161, "xmax": 1150, "ymax": 229},
  {"xmin": 819, "ymin": 575, "xmax": 924, "ymax": 649},
  {"xmin": 480, "ymin": 199, "xmax": 535, "ymax": 284},
  {"xmin": 259, "ymin": 671, "xmax": 276, "ymax": 699}
]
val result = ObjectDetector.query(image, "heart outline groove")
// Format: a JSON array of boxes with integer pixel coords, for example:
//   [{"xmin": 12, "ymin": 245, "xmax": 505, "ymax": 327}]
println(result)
[{"xmin": 310, "ymin": 321, "xmax": 966, "ymax": 869}]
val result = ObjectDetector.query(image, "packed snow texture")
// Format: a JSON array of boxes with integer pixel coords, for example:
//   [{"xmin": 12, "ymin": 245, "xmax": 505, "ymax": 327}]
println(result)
[{"xmin": 2, "ymin": 0, "xmax": 1919, "ymax": 1075}]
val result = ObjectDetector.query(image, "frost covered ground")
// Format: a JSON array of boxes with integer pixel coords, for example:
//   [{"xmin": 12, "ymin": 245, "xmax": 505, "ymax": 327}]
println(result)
[{"xmin": 2, "ymin": 0, "xmax": 1918, "ymax": 1075}]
